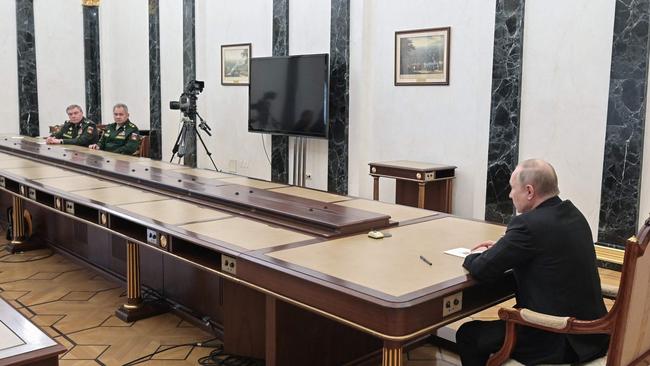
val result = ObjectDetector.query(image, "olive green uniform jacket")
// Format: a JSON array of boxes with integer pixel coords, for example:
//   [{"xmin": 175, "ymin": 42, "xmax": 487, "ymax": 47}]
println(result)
[
  {"xmin": 97, "ymin": 120, "xmax": 140, "ymax": 155},
  {"xmin": 51, "ymin": 118, "xmax": 99, "ymax": 146}
]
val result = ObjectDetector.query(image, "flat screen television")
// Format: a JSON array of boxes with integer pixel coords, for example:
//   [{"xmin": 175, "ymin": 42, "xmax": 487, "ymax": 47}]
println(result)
[{"xmin": 248, "ymin": 53, "xmax": 329, "ymax": 139}]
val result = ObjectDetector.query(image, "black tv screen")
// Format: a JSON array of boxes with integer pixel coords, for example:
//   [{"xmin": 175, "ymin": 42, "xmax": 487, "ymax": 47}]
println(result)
[{"xmin": 248, "ymin": 54, "xmax": 329, "ymax": 138}]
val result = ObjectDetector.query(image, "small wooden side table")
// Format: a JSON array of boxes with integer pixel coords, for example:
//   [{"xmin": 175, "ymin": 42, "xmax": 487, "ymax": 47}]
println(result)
[{"xmin": 369, "ymin": 160, "xmax": 456, "ymax": 213}]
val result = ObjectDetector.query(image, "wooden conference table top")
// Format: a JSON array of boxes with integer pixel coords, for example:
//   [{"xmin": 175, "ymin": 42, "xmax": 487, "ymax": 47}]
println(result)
[{"xmin": 0, "ymin": 135, "xmax": 512, "ymax": 340}]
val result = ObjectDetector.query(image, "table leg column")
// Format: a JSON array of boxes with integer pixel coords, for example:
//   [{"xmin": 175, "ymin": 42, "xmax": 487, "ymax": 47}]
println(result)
[
  {"xmin": 116, "ymin": 241, "xmax": 167, "ymax": 322},
  {"xmin": 417, "ymin": 182, "xmax": 426, "ymax": 209},
  {"xmin": 6, "ymin": 195, "xmax": 38, "ymax": 253},
  {"xmin": 373, "ymin": 176, "xmax": 380, "ymax": 200},
  {"xmin": 382, "ymin": 341, "xmax": 403, "ymax": 366}
]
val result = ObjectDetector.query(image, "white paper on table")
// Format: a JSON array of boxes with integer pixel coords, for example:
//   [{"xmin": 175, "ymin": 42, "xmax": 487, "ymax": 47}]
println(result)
[{"xmin": 444, "ymin": 247, "xmax": 471, "ymax": 258}]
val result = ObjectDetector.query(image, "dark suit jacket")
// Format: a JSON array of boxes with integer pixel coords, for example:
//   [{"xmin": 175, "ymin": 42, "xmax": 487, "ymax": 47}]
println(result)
[{"xmin": 463, "ymin": 196, "xmax": 609, "ymax": 364}]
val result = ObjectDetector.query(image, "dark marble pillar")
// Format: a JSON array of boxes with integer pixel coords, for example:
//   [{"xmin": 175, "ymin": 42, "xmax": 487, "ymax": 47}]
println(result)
[
  {"xmin": 15, "ymin": 0, "xmax": 39, "ymax": 137},
  {"xmin": 149, "ymin": 0, "xmax": 162, "ymax": 160},
  {"xmin": 484, "ymin": 0, "xmax": 526, "ymax": 224},
  {"xmin": 183, "ymin": 0, "xmax": 197, "ymax": 167},
  {"xmin": 83, "ymin": 5, "xmax": 101, "ymax": 125},
  {"xmin": 598, "ymin": 0, "xmax": 649, "ymax": 247},
  {"xmin": 271, "ymin": 0, "xmax": 289, "ymax": 183},
  {"xmin": 327, "ymin": 0, "xmax": 350, "ymax": 195}
]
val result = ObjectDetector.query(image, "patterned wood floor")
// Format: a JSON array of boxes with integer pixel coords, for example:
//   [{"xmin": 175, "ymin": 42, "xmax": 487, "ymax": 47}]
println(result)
[
  {"xmin": 0, "ymin": 244, "xmax": 222, "ymax": 365},
  {"xmin": 0, "ymin": 239, "xmax": 623, "ymax": 366}
]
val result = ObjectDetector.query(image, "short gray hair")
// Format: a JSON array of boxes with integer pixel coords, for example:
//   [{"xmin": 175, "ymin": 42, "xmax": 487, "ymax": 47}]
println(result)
[
  {"xmin": 517, "ymin": 159, "xmax": 560, "ymax": 197},
  {"xmin": 66, "ymin": 104, "xmax": 83, "ymax": 113},
  {"xmin": 113, "ymin": 103, "xmax": 129, "ymax": 112}
]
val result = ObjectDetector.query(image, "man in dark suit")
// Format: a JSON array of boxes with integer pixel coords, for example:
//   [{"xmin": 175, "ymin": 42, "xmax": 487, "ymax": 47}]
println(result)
[{"xmin": 457, "ymin": 159, "xmax": 609, "ymax": 365}]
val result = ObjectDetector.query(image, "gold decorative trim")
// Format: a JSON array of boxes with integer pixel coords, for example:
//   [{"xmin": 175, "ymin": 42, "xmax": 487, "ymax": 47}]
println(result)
[
  {"xmin": 595, "ymin": 244, "xmax": 625, "ymax": 265},
  {"xmin": 159, "ymin": 235, "xmax": 168, "ymax": 249},
  {"xmin": 82, "ymin": 0, "xmax": 100, "ymax": 6}
]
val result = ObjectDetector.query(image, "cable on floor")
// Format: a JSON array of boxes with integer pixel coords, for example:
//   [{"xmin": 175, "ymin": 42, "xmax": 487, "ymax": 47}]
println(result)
[
  {"xmin": 197, "ymin": 343, "xmax": 265, "ymax": 366},
  {"xmin": 121, "ymin": 337, "xmax": 220, "ymax": 366}
]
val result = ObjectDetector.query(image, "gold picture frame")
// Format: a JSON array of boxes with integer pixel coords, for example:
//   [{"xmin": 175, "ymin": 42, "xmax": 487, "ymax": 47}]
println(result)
[
  {"xmin": 221, "ymin": 43, "xmax": 251, "ymax": 86},
  {"xmin": 395, "ymin": 27, "xmax": 450, "ymax": 85}
]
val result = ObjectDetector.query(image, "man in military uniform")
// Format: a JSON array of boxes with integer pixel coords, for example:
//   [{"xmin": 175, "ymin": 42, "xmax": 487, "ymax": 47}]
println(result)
[
  {"xmin": 46, "ymin": 105, "xmax": 98, "ymax": 146},
  {"xmin": 89, "ymin": 103, "xmax": 140, "ymax": 155}
]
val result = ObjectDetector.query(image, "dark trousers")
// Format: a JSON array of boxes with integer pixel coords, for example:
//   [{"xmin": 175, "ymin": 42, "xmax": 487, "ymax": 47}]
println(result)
[
  {"xmin": 456, "ymin": 320, "xmax": 505, "ymax": 366},
  {"xmin": 456, "ymin": 320, "xmax": 579, "ymax": 366}
]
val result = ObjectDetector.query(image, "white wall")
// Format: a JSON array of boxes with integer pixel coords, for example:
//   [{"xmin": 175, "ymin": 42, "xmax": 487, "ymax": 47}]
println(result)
[
  {"xmin": 34, "ymin": 0, "xmax": 86, "ymax": 136},
  {"xmin": 99, "ymin": 0, "xmax": 149, "ymax": 127},
  {"xmin": 348, "ymin": 0, "xmax": 373, "ymax": 197},
  {"xmin": 159, "ymin": 0, "xmax": 184, "ymax": 163},
  {"xmin": 640, "ymin": 77, "xmax": 650, "ymax": 230},
  {"xmin": 519, "ymin": 0, "xmax": 615, "ymax": 239},
  {"xmin": 288, "ymin": 0, "xmax": 331, "ymax": 189},
  {"xmin": 194, "ymin": 0, "xmax": 272, "ymax": 177},
  {"xmin": 0, "ymin": 0, "xmax": 19, "ymax": 135},
  {"xmin": 349, "ymin": 0, "xmax": 497, "ymax": 219}
]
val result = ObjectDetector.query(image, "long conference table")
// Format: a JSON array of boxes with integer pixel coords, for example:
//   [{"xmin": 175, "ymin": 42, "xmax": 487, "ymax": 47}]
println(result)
[{"xmin": 0, "ymin": 135, "xmax": 515, "ymax": 366}]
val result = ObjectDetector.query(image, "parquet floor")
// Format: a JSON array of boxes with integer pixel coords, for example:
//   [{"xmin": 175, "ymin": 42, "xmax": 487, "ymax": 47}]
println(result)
[
  {"xmin": 0, "ymin": 244, "xmax": 221, "ymax": 365},
  {"xmin": 0, "ymin": 238, "xmax": 624, "ymax": 366}
]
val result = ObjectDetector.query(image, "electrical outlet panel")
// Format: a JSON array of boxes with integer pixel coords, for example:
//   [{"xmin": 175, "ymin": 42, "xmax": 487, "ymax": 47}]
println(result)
[
  {"xmin": 65, "ymin": 201, "xmax": 75, "ymax": 215},
  {"xmin": 146, "ymin": 229, "xmax": 158, "ymax": 245},
  {"xmin": 442, "ymin": 292, "xmax": 463, "ymax": 317},
  {"xmin": 222, "ymin": 255, "xmax": 237, "ymax": 275},
  {"xmin": 28, "ymin": 188, "xmax": 36, "ymax": 200}
]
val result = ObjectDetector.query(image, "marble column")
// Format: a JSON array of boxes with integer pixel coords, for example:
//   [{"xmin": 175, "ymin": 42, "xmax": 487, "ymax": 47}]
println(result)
[
  {"xmin": 16, "ymin": 0, "xmax": 39, "ymax": 137},
  {"xmin": 327, "ymin": 0, "xmax": 350, "ymax": 195},
  {"xmin": 484, "ymin": 0, "xmax": 526, "ymax": 224},
  {"xmin": 598, "ymin": 0, "xmax": 649, "ymax": 247},
  {"xmin": 83, "ymin": 4, "xmax": 101, "ymax": 125},
  {"xmin": 149, "ymin": 0, "xmax": 162, "ymax": 160},
  {"xmin": 271, "ymin": 0, "xmax": 289, "ymax": 183},
  {"xmin": 183, "ymin": 0, "xmax": 197, "ymax": 167}
]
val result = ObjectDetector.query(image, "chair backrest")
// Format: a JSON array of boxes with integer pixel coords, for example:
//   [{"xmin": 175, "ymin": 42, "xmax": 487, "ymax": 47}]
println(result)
[
  {"xmin": 607, "ymin": 216, "xmax": 650, "ymax": 366},
  {"xmin": 134, "ymin": 134, "xmax": 150, "ymax": 157}
]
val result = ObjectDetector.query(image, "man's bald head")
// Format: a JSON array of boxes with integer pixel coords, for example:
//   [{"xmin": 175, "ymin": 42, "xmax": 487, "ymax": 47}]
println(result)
[
  {"xmin": 509, "ymin": 159, "xmax": 560, "ymax": 213},
  {"xmin": 516, "ymin": 159, "xmax": 560, "ymax": 198}
]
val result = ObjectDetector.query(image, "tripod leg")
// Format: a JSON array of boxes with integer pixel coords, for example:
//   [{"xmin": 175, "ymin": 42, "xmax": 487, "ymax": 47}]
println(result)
[
  {"xmin": 170, "ymin": 123, "xmax": 187, "ymax": 163},
  {"xmin": 194, "ymin": 127, "xmax": 220, "ymax": 171}
]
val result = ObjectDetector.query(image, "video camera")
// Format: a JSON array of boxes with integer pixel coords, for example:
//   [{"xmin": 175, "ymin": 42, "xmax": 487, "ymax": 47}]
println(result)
[{"xmin": 169, "ymin": 80, "xmax": 205, "ymax": 118}]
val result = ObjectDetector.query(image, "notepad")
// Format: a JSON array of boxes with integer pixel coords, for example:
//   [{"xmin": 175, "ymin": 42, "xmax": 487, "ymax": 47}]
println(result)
[{"xmin": 444, "ymin": 247, "xmax": 471, "ymax": 258}]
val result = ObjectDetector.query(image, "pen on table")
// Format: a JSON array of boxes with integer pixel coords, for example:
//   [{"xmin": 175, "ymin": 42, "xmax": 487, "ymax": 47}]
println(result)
[{"xmin": 419, "ymin": 255, "xmax": 432, "ymax": 266}]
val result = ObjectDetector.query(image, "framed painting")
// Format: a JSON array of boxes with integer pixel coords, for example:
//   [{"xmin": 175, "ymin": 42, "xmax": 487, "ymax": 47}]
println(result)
[
  {"xmin": 221, "ymin": 43, "xmax": 251, "ymax": 85},
  {"xmin": 395, "ymin": 27, "xmax": 450, "ymax": 85}
]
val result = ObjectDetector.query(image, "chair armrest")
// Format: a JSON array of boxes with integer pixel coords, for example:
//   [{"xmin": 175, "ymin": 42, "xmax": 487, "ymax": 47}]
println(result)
[
  {"xmin": 487, "ymin": 307, "xmax": 613, "ymax": 366},
  {"xmin": 498, "ymin": 308, "xmax": 572, "ymax": 331},
  {"xmin": 601, "ymin": 283, "xmax": 618, "ymax": 299},
  {"xmin": 497, "ymin": 307, "xmax": 611, "ymax": 335}
]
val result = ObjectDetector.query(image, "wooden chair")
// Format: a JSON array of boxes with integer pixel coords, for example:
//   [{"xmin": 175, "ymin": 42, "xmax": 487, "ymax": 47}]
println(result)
[
  {"xmin": 49, "ymin": 124, "xmax": 62, "ymax": 134},
  {"xmin": 487, "ymin": 215, "xmax": 650, "ymax": 366},
  {"xmin": 134, "ymin": 134, "xmax": 150, "ymax": 158}
]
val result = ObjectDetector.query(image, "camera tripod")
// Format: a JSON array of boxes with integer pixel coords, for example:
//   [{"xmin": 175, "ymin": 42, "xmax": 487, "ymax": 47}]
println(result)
[{"xmin": 170, "ymin": 113, "xmax": 219, "ymax": 172}]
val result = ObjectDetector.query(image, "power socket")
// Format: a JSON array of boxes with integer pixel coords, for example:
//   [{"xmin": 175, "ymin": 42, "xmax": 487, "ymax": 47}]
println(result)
[
  {"xmin": 65, "ymin": 201, "xmax": 75, "ymax": 215},
  {"xmin": 221, "ymin": 255, "xmax": 237, "ymax": 275},
  {"xmin": 442, "ymin": 292, "xmax": 463, "ymax": 317},
  {"xmin": 146, "ymin": 229, "xmax": 158, "ymax": 245}
]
